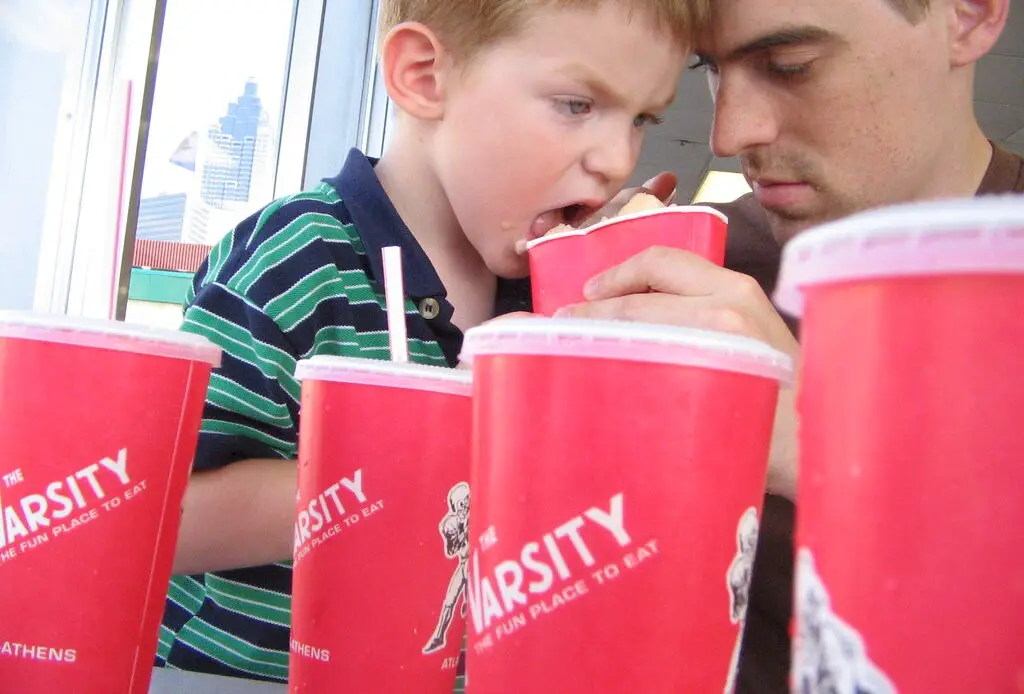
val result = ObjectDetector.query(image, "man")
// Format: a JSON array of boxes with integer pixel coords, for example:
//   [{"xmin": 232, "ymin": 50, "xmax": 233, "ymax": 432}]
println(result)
[{"xmin": 558, "ymin": 0, "xmax": 1023, "ymax": 691}]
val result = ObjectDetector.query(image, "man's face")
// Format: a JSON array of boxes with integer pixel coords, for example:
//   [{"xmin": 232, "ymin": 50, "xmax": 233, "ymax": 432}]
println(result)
[{"xmin": 694, "ymin": 0, "xmax": 956, "ymax": 242}]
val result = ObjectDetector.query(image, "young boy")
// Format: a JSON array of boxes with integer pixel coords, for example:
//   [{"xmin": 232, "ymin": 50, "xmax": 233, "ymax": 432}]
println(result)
[{"xmin": 156, "ymin": 0, "xmax": 699, "ymax": 684}]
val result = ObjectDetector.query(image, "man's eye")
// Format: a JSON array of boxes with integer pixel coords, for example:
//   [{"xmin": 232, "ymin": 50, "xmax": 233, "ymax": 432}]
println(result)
[
  {"xmin": 633, "ymin": 113, "xmax": 665, "ymax": 128},
  {"xmin": 688, "ymin": 55, "xmax": 719, "ymax": 75},
  {"xmin": 767, "ymin": 61, "xmax": 812, "ymax": 78}
]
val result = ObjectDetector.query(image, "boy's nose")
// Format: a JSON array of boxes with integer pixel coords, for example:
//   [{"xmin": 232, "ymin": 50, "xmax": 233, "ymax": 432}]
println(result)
[{"xmin": 582, "ymin": 128, "xmax": 638, "ymax": 190}]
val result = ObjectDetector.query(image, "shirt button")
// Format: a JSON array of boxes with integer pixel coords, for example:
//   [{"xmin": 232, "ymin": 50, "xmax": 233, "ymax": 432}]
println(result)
[{"xmin": 418, "ymin": 297, "xmax": 441, "ymax": 320}]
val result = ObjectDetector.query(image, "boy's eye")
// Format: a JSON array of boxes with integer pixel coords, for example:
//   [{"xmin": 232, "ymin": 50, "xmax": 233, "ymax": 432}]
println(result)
[
  {"xmin": 634, "ymin": 113, "xmax": 665, "ymax": 128},
  {"xmin": 555, "ymin": 98, "xmax": 593, "ymax": 116}
]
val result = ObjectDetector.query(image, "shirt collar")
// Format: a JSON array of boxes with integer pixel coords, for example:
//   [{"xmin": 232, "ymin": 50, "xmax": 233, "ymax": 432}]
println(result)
[
  {"xmin": 323, "ymin": 148, "xmax": 446, "ymax": 299},
  {"xmin": 324, "ymin": 148, "xmax": 535, "ymax": 316},
  {"xmin": 978, "ymin": 142, "xmax": 1024, "ymax": 195}
]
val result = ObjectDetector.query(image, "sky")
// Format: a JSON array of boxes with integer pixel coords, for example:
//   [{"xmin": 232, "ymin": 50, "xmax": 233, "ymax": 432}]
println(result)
[{"xmin": 0, "ymin": 0, "xmax": 295, "ymax": 197}]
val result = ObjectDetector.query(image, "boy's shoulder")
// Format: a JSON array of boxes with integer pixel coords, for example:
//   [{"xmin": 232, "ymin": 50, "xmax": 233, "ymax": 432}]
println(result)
[{"xmin": 188, "ymin": 182, "xmax": 369, "ymax": 302}]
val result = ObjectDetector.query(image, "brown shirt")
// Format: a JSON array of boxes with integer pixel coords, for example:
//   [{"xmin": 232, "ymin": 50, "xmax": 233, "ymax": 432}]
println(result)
[{"xmin": 717, "ymin": 143, "xmax": 1024, "ymax": 694}]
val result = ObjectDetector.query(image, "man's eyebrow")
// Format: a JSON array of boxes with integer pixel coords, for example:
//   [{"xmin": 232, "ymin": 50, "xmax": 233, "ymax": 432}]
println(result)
[{"xmin": 700, "ymin": 25, "xmax": 836, "ymax": 65}]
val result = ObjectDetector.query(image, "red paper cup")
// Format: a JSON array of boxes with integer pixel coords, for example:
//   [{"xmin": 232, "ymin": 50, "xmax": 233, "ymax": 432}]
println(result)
[
  {"xmin": 0, "ymin": 312, "xmax": 220, "ymax": 693},
  {"xmin": 526, "ymin": 205, "xmax": 728, "ymax": 316},
  {"xmin": 460, "ymin": 318, "xmax": 792, "ymax": 693},
  {"xmin": 289, "ymin": 357, "xmax": 473, "ymax": 692},
  {"xmin": 775, "ymin": 196, "xmax": 1024, "ymax": 693}
]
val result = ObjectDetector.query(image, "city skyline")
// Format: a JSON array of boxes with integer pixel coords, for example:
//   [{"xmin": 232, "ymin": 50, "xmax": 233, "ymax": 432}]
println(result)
[{"xmin": 139, "ymin": 79, "xmax": 277, "ymax": 245}]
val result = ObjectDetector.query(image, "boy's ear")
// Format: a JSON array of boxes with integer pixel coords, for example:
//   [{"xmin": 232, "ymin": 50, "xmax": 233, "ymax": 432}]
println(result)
[{"xmin": 380, "ymin": 22, "xmax": 450, "ymax": 121}]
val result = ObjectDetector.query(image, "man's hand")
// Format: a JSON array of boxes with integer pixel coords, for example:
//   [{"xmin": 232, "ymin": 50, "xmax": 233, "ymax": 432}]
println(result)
[
  {"xmin": 555, "ymin": 247, "xmax": 801, "ymax": 500},
  {"xmin": 555, "ymin": 247, "xmax": 796, "ymax": 353}
]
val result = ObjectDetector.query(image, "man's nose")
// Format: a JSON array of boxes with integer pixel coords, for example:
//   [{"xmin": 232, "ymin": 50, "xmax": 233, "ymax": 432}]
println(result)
[{"xmin": 709, "ymin": 73, "xmax": 780, "ymax": 159}]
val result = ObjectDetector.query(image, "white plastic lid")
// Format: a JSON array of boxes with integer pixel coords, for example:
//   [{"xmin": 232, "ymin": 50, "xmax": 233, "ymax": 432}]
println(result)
[
  {"xmin": 461, "ymin": 318, "xmax": 792, "ymax": 383},
  {"xmin": 525, "ymin": 204, "xmax": 728, "ymax": 250},
  {"xmin": 775, "ymin": 195, "xmax": 1024, "ymax": 316},
  {"xmin": 294, "ymin": 355, "xmax": 472, "ymax": 396},
  {"xmin": 0, "ymin": 310, "xmax": 221, "ymax": 366}
]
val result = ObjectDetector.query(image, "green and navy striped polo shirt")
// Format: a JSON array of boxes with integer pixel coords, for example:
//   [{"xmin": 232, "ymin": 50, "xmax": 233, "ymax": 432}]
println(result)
[{"xmin": 156, "ymin": 148, "xmax": 530, "ymax": 687}]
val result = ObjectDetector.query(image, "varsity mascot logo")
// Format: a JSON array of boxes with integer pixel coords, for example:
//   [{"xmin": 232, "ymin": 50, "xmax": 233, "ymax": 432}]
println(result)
[
  {"xmin": 794, "ymin": 549, "xmax": 896, "ymax": 694},
  {"xmin": 423, "ymin": 482, "xmax": 470, "ymax": 655},
  {"xmin": 724, "ymin": 507, "xmax": 759, "ymax": 694}
]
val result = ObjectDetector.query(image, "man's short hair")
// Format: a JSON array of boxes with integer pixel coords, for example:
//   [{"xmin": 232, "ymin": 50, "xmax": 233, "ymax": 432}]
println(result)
[{"xmin": 888, "ymin": 0, "xmax": 931, "ymax": 21}]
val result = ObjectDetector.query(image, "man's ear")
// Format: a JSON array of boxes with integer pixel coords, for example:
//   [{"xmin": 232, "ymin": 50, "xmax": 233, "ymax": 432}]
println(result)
[
  {"xmin": 947, "ymin": 0, "xmax": 1010, "ymax": 67},
  {"xmin": 380, "ymin": 22, "xmax": 450, "ymax": 120}
]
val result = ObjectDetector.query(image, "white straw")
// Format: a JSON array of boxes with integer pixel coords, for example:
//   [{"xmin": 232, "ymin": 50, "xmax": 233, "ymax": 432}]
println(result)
[{"xmin": 382, "ymin": 245, "xmax": 409, "ymax": 363}]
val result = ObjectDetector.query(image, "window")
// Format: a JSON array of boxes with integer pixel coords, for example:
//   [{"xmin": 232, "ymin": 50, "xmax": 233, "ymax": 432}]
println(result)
[
  {"xmin": 692, "ymin": 171, "xmax": 752, "ymax": 204},
  {"xmin": 0, "ymin": 0, "xmax": 103, "ymax": 311},
  {"xmin": 19, "ymin": 0, "xmax": 386, "ymax": 325},
  {"xmin": 136, "ymin": 0, "xmax": 297, "ymax": 247}
]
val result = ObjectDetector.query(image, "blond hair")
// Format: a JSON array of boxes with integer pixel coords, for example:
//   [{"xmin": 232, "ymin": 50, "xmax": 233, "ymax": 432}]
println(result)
[{"xmin": 379, "ymin": 0, "xmax": 708, "ymax": 61}]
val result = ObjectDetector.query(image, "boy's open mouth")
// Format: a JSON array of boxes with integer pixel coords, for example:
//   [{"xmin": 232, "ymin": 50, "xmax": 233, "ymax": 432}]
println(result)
[{"xmin": 528, "ymin": 202, "xmax": 600, "ymax": 241}]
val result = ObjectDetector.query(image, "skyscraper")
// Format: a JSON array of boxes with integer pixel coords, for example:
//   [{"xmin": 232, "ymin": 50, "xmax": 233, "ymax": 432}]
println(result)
[
  {"xmin": 182, "ymin": 203, "xmax": 212, "ymax": 245},
  {"xmin": 184, "ymin": 80, "xmax": 274, "ymax": 244},
  {"xmin": 200, "ymin": 80, "xmax": 270, "ymax": 208},
  {"xmin": 136, "ymin": 192, "xmax": 187, "ymax": 241}
]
